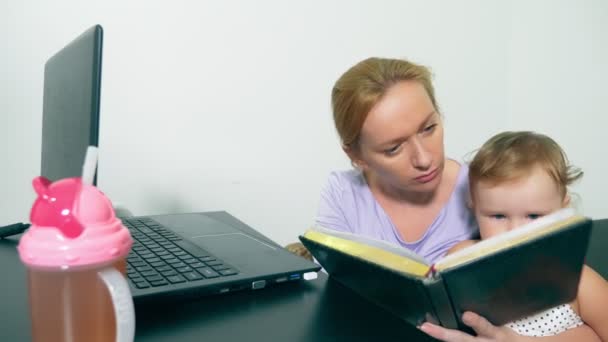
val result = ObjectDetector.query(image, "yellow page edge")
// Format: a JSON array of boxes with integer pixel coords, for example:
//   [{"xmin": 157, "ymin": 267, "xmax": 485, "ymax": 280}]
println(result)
[{"xmin": 304, "ymin": 230, "xmax": 430, "ymax": 277}]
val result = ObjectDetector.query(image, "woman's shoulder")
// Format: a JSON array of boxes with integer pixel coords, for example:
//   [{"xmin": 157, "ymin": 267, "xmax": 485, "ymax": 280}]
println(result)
[
  {"xmin": 446, "ymin": 160, "xmax": 470, "ymax": 200},
  {"xmin": 323, "ymin": 169, "xmax": 367, "ymax": 192}
]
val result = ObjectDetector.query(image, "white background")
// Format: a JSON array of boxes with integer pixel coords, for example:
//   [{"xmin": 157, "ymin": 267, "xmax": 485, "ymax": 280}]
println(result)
[{"xmin": 1, "ymin": 1, "xmax": 606, "ymax": 245}]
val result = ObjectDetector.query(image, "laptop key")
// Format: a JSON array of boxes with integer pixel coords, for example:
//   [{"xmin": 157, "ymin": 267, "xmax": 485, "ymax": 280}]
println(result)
[
  {"xmin": 196, "ymin": 267, "xmax": 220, "ymax": 278},
  {"xmin": 145, "ymin": 274, "xmax": 164, "ymax": 282},
  {"xmin": 135, "ymin": 266, "xmax": 153, "ymax": 272},
  {"xmin": 176, "ymin": 266, "xmax": 193, "ymax": 273},
  {"xmin": 150, "ymin": 279, "xmax": 169, "ymax": 287},
  {"xmin": 156, "ymin": 265, "xmax": 173, "ymax": 273},
  {"xmin": 183, "ymin": 271, "xmax": 203, "ymax": 281},
  {"xmin": 167, "ymin": 275, "xmax": 186, "ymax": 284},
  {"xmin": 205, "ymin": 260, "xmax": 222, "ymax": 266},
  {"xmin": 189, "ymin": 262, "xmax": 206, "ymax": 268},
  {"xmin": 211, "ymin": 264, "xmax": 229, "ymax": 271},
  {"xmin": 161, "ymin": 270, "xmax": 178, "ymax": 277},
  {"xmin": 134, "ymin": 281, "xmax": 151, "ymax": 289},
  {"xmin": 130, "ymin": 261, "xmax": 146, "ymax": 267},
  {"xmin": 219, "ymin": 269, "xmax": 238, "ymax": 276},
  {"xmin": 165, "ymin": 258, "xmax": 180, "ymax": 264},
  {"xmin": 138, "ymin": 227, "xmax": 155, "ymax": 235},
  {"xmin": 141, "ymin": 270, "xmax": 159, "ymax": 277}
]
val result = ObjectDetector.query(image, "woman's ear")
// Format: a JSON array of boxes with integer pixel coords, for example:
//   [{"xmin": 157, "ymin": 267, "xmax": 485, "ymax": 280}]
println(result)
[
  {"xmin": 343, "ymin": 145, "xmax": 367, "ymax": 170},
  {"xmin": 562, "ymin": 194, "xmax": 571, "ymax": 208}
]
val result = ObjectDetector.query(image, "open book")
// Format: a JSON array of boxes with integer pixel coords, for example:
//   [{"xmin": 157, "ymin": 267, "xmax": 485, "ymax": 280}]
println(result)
[{"xmin": 299, "ymin": 208, "xmax": 592, "ymax": 330}]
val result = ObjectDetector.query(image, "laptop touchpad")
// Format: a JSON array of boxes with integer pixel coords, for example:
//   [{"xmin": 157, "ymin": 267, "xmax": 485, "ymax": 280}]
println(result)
[{"xmin": 190, "ymin": 234, "xmax": 278, "ymax": 267}]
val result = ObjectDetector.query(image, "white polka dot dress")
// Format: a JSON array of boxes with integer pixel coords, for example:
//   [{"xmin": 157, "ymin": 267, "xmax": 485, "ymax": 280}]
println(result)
[{"xmin": 505, "ymin": 304, "xmax": 583, "ymax": 337}]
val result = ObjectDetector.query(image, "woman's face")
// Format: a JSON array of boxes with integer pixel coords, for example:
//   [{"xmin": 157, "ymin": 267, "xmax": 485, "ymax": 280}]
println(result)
[{"xmin": 352, "ymin": 81, "xmax": 445, "ymax": 196}]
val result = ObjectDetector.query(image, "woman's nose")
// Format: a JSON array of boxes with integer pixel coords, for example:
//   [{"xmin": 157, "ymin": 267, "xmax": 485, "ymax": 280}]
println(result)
[{"xmin": 411, "ymin": 138, "xmax": 432, "ymax": 169}]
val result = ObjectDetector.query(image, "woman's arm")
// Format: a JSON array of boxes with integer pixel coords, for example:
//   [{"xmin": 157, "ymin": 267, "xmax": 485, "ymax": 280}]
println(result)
[
  {"xmin": 420, "ymin": 311, "xmax": 601, "ymax": 342},
  {"xmin": 577, "ymin": 265, "xmax": 608, "ymax": 340}
]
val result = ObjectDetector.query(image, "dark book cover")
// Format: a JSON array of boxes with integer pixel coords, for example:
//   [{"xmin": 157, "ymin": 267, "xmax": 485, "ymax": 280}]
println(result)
[
  {"xmin": 300, "ymin": 215, "xmax": 592, "ymax": 330},
  {"xmin": 439, "ymin": 218, "xmax": 591, "ymax": 327},
  {"xmin": 300, "ymin": 237, "xmax": 440, "ymax": 327}
]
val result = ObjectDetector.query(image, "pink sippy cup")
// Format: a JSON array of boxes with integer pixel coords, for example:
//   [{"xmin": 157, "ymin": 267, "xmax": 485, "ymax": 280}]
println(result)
[{"xmin": 17, "ymin": 147, "xmax": 135, "ymax": 342}]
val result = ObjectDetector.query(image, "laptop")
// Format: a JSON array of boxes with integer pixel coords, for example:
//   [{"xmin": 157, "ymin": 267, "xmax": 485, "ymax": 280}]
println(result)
[{"xmin": 41, "ymin": 24, "xmax": 320, "ymax": 303}]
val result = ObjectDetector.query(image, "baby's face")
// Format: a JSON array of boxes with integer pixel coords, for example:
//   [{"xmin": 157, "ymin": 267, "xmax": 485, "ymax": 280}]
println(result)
[{"xmin": 472, "ymin": 166, "xmax": 568, "ymax": 240}]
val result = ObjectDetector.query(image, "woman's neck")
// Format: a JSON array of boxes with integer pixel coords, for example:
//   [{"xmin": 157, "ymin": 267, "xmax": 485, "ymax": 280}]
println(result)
[
  {"xmin": 364, "ymin": 160, "xmax": 458, "ymax": 207},
  {"xmin": 365, "ymin": 173, "xmax": 440, "ymax": 207}
]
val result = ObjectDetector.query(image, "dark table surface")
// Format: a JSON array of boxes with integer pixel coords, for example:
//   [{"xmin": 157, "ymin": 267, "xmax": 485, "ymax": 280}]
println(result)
[
  {"xmin": 1, "ymin": 219, "xmax": 606, "ymax": 342},
  {"xmin": 0, "ymin": 236, "xmax": 433, "ymax": 341}
]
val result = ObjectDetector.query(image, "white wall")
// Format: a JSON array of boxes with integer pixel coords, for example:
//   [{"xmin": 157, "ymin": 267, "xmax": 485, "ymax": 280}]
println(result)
[{"xmin": 1, "ymin": 1, "xmax": 605, "ymax": 245}]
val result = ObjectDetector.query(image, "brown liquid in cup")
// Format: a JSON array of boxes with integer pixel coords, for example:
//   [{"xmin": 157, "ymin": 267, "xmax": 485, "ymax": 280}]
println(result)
[{"xmin": 27, "ymin": 260, "xmax": 127, "ymax": 342}]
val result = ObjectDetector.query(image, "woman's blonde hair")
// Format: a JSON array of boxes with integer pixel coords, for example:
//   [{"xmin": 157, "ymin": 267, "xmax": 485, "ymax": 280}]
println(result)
[
  {"xmin": 469, "ymin": 131, "xmax": 583, "ymax": 199},
  {"xmin": 331, "ymin": 57, "xmax": 438, "ymax": 149}
]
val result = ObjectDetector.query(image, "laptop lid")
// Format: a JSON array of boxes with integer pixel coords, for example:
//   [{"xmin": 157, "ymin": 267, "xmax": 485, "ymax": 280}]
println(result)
[{"xmin": 41, "ymin": 25, "xmax": 102, "ymax": 185}]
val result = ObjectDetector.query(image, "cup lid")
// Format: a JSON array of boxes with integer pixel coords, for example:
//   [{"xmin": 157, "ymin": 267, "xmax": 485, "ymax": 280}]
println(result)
[{"xmin": 18, "ymin": 177, "xmax": 132, "ymax": 269}]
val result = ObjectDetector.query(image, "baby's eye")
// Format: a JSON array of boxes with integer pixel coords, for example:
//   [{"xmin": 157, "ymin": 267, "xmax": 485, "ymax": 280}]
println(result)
[
  {"xmin": 491, "ymin": 214, "xmax": 506, "ymax": 220},
  {"xmin": 527, "ymin": 213, "xmax": 543, "ymax": 220}
]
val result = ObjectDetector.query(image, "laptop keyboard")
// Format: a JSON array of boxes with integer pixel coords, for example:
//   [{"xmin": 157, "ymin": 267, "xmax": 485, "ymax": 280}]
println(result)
[{"xmin": 124, "ymin": 217, "xmax": 239, "ymax": 289}]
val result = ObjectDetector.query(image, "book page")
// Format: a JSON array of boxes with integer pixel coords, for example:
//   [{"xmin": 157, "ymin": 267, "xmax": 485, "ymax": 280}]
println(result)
[
  {"xmin": 304, "ymin": 226, "xmax": 431, "ymax": 277},
  {"xmin": 434, "ymin": 208, "xmax": 583, "ymax": 271}
]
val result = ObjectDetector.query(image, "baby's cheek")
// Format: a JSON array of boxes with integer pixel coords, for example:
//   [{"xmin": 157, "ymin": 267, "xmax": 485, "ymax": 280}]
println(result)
[{"xmin": 477, "ymin": 221, "xmax": 501, "ymax": 239}]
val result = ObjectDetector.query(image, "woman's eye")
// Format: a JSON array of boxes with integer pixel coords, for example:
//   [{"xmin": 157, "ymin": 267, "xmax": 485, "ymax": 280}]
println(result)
[
  {"xmin": 384, "ymin": 144, "xmax": 401, "ymax": 155},
  {"xmin": 423, "ymin": 123, "xmax": 437, "ymax": 133}
]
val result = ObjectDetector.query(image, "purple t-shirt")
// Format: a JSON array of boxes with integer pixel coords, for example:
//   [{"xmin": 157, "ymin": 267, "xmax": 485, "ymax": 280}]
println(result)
[{"xmin": 315, "ymin": 163, "xmax": 477, "ymax": 264}]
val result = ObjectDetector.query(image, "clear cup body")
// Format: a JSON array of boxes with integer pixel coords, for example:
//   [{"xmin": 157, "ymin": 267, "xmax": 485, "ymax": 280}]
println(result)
[{"xmin": 27, "ymin": 259, "xmax": 127, "ymax": 342}]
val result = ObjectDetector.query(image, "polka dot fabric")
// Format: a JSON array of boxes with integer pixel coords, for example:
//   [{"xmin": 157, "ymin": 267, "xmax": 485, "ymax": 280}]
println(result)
[{"xmin": 505, "ymin": 304, "xmax": 583, "ymax": 337}]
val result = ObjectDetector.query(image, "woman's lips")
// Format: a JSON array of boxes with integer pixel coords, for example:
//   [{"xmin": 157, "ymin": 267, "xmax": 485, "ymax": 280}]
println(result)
[{"xmin": 415, "ymin": 168, "xmax": 439, "ymax": 183}]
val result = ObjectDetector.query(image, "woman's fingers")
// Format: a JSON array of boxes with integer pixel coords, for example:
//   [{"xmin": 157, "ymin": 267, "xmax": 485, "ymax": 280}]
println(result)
[{"xmin": 419, "ymin": 322, "xmax": 474, "ymax": 342}]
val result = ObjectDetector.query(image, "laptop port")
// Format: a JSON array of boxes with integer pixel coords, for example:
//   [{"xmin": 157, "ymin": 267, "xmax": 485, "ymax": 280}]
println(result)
[{"xmin": 251, "ymin": 280, "xmax": 266, "ymax": 290}]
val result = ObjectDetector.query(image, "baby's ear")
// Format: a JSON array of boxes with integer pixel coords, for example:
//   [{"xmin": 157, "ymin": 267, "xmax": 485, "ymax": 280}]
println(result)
[{"xmin": 466, "ymin": 189, "xmax": 474, "ymax": 210}]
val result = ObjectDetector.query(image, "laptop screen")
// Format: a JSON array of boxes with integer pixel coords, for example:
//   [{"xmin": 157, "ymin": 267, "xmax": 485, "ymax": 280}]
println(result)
[{"xmin": 41, "ymin": 25, "xmax": 103, "ymax": 184}]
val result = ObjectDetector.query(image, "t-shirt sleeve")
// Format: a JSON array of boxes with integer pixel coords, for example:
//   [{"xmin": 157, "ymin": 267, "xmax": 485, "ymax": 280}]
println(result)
[{"xmin": 315, "ymin": 172, "xmax": 352, "ymax": 232}]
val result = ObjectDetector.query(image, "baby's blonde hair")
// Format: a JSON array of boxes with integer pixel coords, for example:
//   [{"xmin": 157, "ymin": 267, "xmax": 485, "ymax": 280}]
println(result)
[{"xmin": 469, "ymin": 131, "xmax": 583, "ymax": 199}]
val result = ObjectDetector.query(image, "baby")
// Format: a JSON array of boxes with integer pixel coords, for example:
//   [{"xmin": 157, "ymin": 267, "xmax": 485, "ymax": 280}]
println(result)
[{"xmin": 448, "ymin": 131, "xmax": 607, "ymax": 339}]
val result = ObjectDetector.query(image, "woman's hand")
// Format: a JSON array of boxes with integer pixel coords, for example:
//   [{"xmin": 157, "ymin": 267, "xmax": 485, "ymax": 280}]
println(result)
[
  {"xmin": 285, "ymin": 242, "xmax": 313, "ymax": 261},
  {"xmin": 419, "ymin": 312, "xmax": 524, "ymax": 342}
]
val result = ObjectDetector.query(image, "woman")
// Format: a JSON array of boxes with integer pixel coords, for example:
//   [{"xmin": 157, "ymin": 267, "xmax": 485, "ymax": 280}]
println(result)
[
  {"xmin": 294, "ymin": 57, "xmax": 599, "ymax": 341},
  {"xmin": 315, "ymin": 57, "xmax": 475, "ymax": 264}
]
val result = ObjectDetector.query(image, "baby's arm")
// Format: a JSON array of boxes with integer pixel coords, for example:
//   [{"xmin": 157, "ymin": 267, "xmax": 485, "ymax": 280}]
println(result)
[
  {"xmin": 446, "ymin": 240, "xmax": 477, "ymax": 255},
  {"xmin": 577, "ymin": 265, "xmax": 608, "ymax": 340}
]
